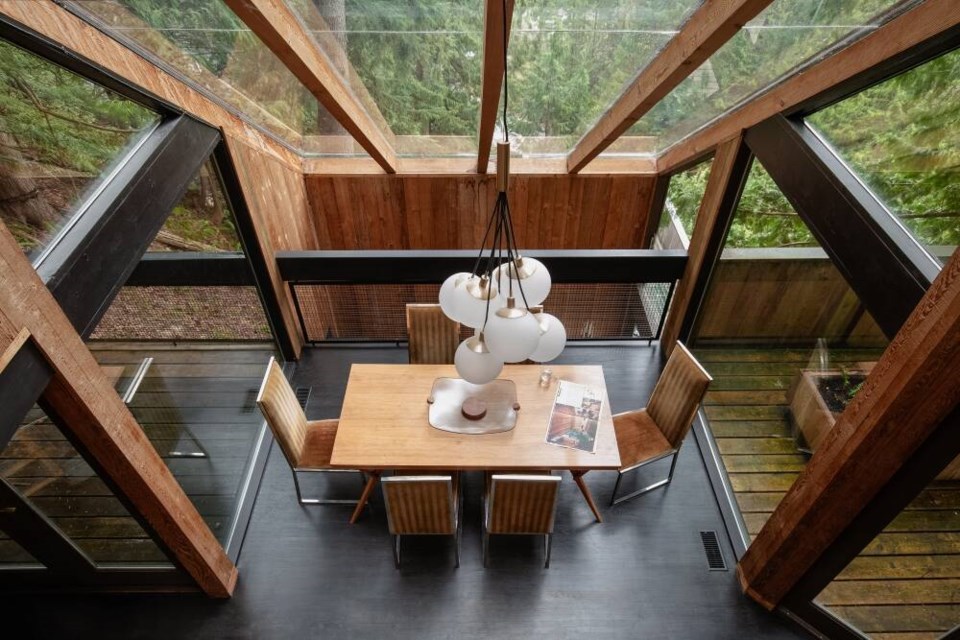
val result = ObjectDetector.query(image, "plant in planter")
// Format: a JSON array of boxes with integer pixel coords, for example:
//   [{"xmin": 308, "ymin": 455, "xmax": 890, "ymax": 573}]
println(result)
[{"xmin": 788, "ymin": 361, "xmax": 960, "ymax": 480}]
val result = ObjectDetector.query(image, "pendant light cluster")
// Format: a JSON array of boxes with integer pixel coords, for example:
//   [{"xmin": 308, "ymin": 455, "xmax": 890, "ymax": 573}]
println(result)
[{"xmin": 438, "ymin": 4, "xmax": 566, "ymax": 384}]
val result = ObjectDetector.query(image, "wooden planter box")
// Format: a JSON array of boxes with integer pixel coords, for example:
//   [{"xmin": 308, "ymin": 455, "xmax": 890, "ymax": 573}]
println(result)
[{"xmin": 788, "ymin": 368, "xmax": 960, "ymax": 481}]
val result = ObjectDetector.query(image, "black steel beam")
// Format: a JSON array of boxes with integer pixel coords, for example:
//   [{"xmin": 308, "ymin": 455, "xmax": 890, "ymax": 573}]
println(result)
[
  {"xmin": 0, "ymin": 341, "xmax": 52, "ymax": 453},
  {"xmin": 35, "ymin": 116, "xmax": 220, "ymax": 339},
  {"xmin": 212, "ymin": 143, "xmax": 297, "ymax": 360},
  {"xmin": 745, "ymin": 115, "xmax": 933, "ymax": 338},
  {"xmin": 126, "ymin": 252, "xmax": 253, "ymax": 287},
  {"xmin": 276, "ymin": 250, "xmax": 688, "ymax": 285}
]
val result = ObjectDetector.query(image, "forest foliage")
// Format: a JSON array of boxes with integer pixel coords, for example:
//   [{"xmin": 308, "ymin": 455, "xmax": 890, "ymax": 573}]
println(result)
[{"xmin": 0, "ymin": 0, "xmax": 956, "ymax": 255}]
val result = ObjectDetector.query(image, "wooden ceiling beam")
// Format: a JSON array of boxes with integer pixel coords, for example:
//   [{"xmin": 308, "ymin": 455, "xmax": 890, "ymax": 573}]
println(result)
[
  {"xmin": 224, "ymin": 0, "xmax": 397, "ymax": 173},
  {"xmin": 657, "ymin": 0, "xmax": 960, "ymax": 174},
  {"xmin": 476, "ymin": 0, "xmax": 515, "ymax": 174},
  {"xmin": 567, "ymin": 0, "xmax": 774, "ymax": 174}
]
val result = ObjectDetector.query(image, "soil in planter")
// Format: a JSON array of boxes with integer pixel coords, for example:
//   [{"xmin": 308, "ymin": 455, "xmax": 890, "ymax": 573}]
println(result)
[{"xmin": 817, "ymin": 374, "xmax": 868, "ymax": 413}]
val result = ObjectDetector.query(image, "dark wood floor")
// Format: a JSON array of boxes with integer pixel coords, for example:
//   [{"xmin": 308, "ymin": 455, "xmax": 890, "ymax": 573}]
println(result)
[{"xmin": 0, "ymin": 344, "xmax": 807, "ymax": 639}]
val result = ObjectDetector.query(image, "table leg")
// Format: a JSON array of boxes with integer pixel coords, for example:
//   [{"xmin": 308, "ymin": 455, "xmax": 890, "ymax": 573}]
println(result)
[
  {"xmin": 350, "ymin": 471, "xmax": 380, "ymax": 524},
  {"xmin": 571, "ymin": 471, "xmax": 603, "ymax": 523}
]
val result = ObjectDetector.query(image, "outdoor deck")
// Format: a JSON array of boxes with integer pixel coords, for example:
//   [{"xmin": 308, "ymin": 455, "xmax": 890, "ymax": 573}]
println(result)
[
  {"xmin": 697, "ymin": 347, "xmax": 960, "ymax": 639},
  {"xmin": 0, "ymin": 341, "xmax": 275, "ymax": 566}
]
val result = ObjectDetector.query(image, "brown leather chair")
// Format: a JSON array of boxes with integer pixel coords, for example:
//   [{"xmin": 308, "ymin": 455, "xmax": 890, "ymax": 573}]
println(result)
[
  {"xmin": 405, "ymin": 303, "xmax": 459, "ymax": 364},
  {"xmin": 483, "ymin": 473, "xmax": 561, "ymax": 568},
  {"xmin": 610, "ymin": 341, "xmax": 712, "ymax": 505},
  {"xmin": 382, "ymin": 473, "xmax": 462, "ymax": 568},
  {"xmin": 256, "ymin": 357, "xmax": 363, "ymax": 506}
]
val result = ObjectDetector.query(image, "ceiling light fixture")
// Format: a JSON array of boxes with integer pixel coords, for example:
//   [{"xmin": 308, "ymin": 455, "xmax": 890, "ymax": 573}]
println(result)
[{"xmin": 439, "ymin": 0, "xmax": 566, "ymax": 385}]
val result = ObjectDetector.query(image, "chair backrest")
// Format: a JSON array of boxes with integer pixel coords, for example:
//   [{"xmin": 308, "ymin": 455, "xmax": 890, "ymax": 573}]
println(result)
[
  {"xmin": 406, "ymin": 304, "xmax": 460, "ymax": 364},
  {"xmin": 382, "ymin": 476, "xmax": 456, "ymax": 535},
  {"xmin": 647, "ymin": 341, "xmax": 713, "ymax": 448},
  {"xmin": 486, "ymin": 474, "xmax": 560, "ymax": 535},
  {"xmin": 256, "ymin": 357, "xmax": 308, "ymax": 468}
]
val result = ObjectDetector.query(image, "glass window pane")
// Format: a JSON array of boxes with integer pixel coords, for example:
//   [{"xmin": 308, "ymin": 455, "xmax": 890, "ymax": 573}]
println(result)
[
  {"xmin": 692, "ymin": 158, "xmax": 889, "ymax": 545},
  {"xmin": 504, "ymin": 0, "xmax": 704, "ymax": 156},
  {"xmin": 0, "ymin": 403, "xmax": 172, "ymax": 567},
  {"xmin": 0, "ymin": 38, "xmax": 159, "ymax": 260},
  {"xmin": 814, "ymin": 451, "xmax": 960, "ymax": 638},
  {"xmin": 807, "ymin": 48, "xmax": 960, "ymax": 265},
  {"xmin": 66, "ymin": 0, "xmax": 343, "ymax": 151},
  {"xmin": 631, "ymin": 0, "xmax": 918, "ymax": 153},
  {"xmin": 287, "ymin": 0, "xmax": 481, "ymax": 158},
  {"xmin": 654, "ymin": 157, "xmax": 712, "ymax": 249},
  {"xmin": 150, "ymin": 159, "xmax": 241, "ymax": 252}
]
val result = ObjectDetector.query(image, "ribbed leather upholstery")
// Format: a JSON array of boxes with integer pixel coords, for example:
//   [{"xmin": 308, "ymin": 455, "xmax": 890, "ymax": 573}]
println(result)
[
  {"xmin": 645, "ymin": 342, "xmax": 712, "ymax": 448},
  {"xmin": 256, "ymin": 358, "xmax": 338, "ymax": 470},
  {"xmin": 406, "ymin": 304, "xmax": 459, "ymax": 364},
  {"xmin": 383, "ymin": 475, "xmax": 458, "ymax": 535},
  {"xmin": 486, "ymin": 475, "xmax": 560, "ymax": 535}
]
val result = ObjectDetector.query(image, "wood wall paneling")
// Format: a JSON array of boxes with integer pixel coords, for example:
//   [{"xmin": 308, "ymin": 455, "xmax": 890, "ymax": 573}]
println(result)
[
  {"xmin": 0, "ymin": 221, "xmax": 237, "ymax": 597},
  {"xmin": 227, "ymin": 135, "xmax": 318, "ymax": 356},
  {"xmin": 738, "ymin": 247, "xmax": 960, "ymax": 609},
  {"xmin": 303, "ymin": 174, "xmax": 656, "ymax": 250}
]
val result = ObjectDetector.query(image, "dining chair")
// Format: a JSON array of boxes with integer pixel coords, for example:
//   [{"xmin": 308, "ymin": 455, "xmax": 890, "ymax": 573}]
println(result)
[
  {"xmin": 256, "ymin": 357, "xmax": 365, "ymax": 507},
  {"xmin": 405, "ymin": 303, "xmax": 460, "ymax": 364},
  {"xmin": 610, "ymin": 341, "xmax": 712, "ymax": 505},
  {"xmin": 483, "ymin": 473, "xmax": 561, "ymax": 568},
  {"xmin": 382, "ymin": 473, "xmax": 462, "ymax": 568}
]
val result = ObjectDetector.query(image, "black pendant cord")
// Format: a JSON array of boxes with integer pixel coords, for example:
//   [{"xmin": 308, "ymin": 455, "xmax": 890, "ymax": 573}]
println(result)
[
  {"xmin": 502, "ymin": 197, "xmax": 531, "ymax": 309},
  {"xmin": 472, "ymin": 194, "xmax": 500, "ymax": 277}
]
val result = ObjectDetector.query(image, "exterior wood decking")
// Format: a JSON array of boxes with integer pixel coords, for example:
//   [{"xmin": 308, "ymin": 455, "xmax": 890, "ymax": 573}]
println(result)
[
  {"xmin": 0, "ymin": 342, "xmax": 275, "ymax": 566},
  {"xmin": 697, "ymin": 347, "xmax": 960, "ymax": 639}
]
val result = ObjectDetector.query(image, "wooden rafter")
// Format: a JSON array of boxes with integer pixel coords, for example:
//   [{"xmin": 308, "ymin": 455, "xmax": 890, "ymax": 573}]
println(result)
[
  {"xmin": 476, "ymin": 0, "xmax": 516, "ymax": 174},
  {"xmin": 223, "ymin": 0, "xmax": 397, "ymax": 173},
  {"xmin": 567, "ymin": 0, "xmax": 773, "ymax": 174},
  {"xmin": 657, "ymin": 0, "xmax": 960, "ymax": 173}
]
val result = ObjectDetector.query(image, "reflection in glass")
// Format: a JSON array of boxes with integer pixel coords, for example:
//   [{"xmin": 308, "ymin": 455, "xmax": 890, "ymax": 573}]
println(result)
[
  {"xmin": 632, "ymin": 0, "xmax": 918, "ymax": 153},
  {"xmin": 691, "ymin": 157, "xmax": 888, "ymax": 547},
  {"xmin": 808, "ymin": 47, "xmax": 960, "ymax": 265},
  {"xmin": 654, "ymin": 158, "xmax": 711, "ymax": 249},
  {"xmin": 0, "ymin": 403, "xmax": 171, "ymax": 567},
  {"xmin": 0, "ymin": 38, "xmax": 159, "ymax": 259},
  {"xmin": 814, "ymin": 452, "xmax": 960, "ymax": 638}
]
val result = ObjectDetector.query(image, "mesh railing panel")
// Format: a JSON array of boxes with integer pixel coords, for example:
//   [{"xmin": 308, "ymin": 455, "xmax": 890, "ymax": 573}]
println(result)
[{"xmin": 292, "ymin": 283, "xmax": 672, "ymax": 342}]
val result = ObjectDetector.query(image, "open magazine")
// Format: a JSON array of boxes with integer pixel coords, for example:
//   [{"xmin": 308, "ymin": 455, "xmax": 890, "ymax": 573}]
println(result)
[{"xmin": 545, "ymin": 380, "xmax": 603, "ymax": 454}]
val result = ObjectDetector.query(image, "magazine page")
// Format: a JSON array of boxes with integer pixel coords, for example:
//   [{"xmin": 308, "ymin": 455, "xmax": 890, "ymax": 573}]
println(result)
[{"xmin": 545, "ymin": 380, "xmax": 603, "ymax": 454}]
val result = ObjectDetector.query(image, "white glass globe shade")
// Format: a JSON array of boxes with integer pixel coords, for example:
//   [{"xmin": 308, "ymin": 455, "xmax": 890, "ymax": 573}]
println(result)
[
  {"xmin": 484, "ymin": 306, "xmax": 541, "ymax": 363},
  {"xmin": 456, "ymin": 276, "xmax": 503, "ymax": 329},
  {"xmin": 530, "ymin": 313, "xmax": 566, "ymax": 362},
  {"xmin": 498, "ymin": 257, "xmax": 551, "ymax": 307},
  {"xmin": 439, "ymin": 271, "xmax": 470, "ymax": 322},
  {"xmin": 454, "ymin": 335, "xmax": 503, "ymax": 385}
]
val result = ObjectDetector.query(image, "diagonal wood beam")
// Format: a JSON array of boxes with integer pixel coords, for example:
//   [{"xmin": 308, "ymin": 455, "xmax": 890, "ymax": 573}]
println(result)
[
  {"xmin": 657, "ymin": 0, "xmax": 960, "ymax": 174},
  {"xmin": 224, "ymin": 0, "xmax": 397, "ymax": 173},
  {"xmin": 567, "ymin": 0, "xmax": 774, "ymax": 174},
  {"xmin": 476, "ymin": 0, "xmax": 515, "ymax": 174}
]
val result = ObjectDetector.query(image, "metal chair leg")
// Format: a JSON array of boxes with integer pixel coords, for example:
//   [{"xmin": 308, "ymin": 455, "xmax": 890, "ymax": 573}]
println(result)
[
  {"xmin": 610, "ymin": 451, "xmax": 679, "ymax": 506},
  {"xmin": 544, "ymin": 534, "xmax": 552, "ymax": 569},
  {"xmin": 293, "ymin": 469, "xmax": 367, "ymax": 506},
  {"xmin": 393, "ymin": 535, "xmax": 401, "ymax": 569},
  {"xmin": 455, "ymin": 481, "xmax": 463, "ymax": 569},
  {"xmin": 482, "ymin": 530, "xmax": 489, "ymax": 568}
]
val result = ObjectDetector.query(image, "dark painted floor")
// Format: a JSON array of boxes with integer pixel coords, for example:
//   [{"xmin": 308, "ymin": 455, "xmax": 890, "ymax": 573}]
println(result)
[{"xmin": 0, "ymin": 345, "xmax": 808, "ymax": 639}]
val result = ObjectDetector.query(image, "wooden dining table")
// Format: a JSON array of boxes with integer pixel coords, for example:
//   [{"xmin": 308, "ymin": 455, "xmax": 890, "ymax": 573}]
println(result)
[{"xmin": 331, "ymin": 364, "xmax": 621, "ymax": 523}]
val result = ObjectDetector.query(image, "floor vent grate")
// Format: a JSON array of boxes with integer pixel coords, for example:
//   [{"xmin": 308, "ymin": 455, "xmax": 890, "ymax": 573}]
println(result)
[
  {"xmin": 700, "ymin": 530, "xmax": 727, "ymax": 571},
  {"xmin": 295, "ymin": 387, "xmax": 311, "ymax": 410}
]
